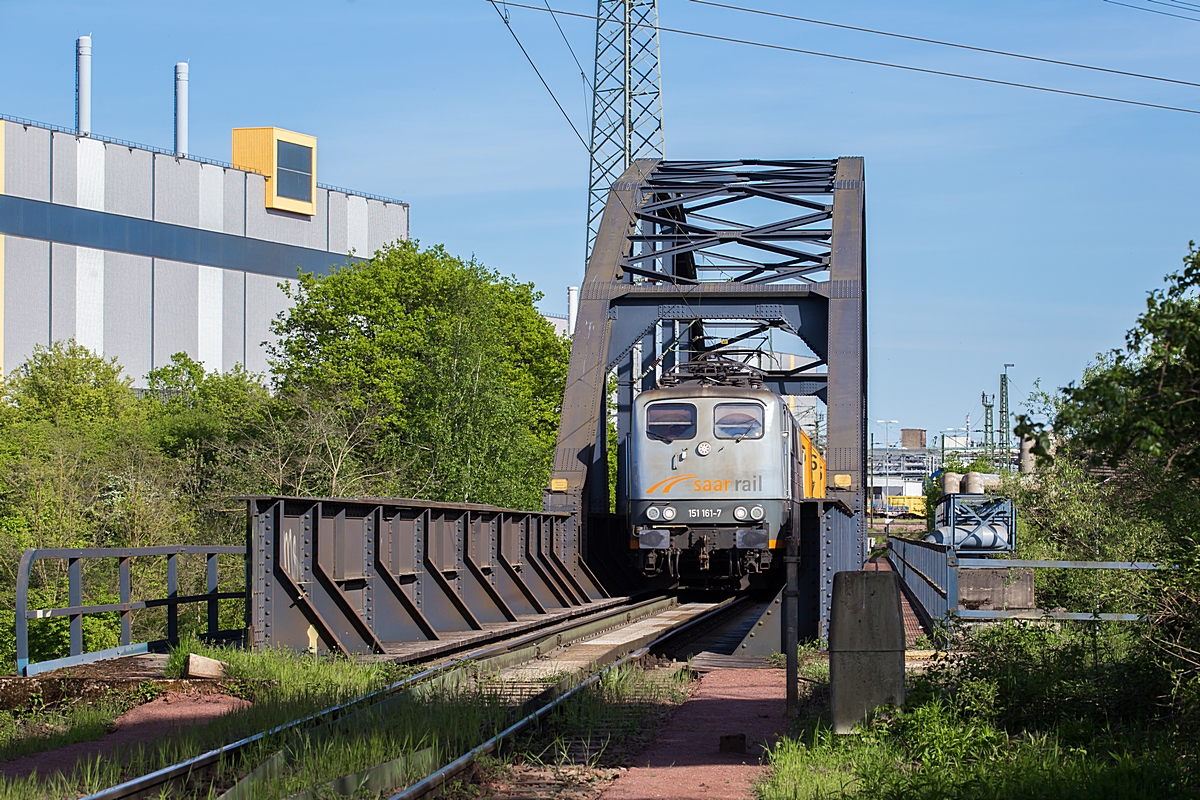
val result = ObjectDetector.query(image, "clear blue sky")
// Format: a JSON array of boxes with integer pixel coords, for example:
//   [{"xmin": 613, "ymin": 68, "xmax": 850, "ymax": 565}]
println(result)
[{"xmin": 2, "ymin": 0, "xmax": 1198, "ymax": 442}]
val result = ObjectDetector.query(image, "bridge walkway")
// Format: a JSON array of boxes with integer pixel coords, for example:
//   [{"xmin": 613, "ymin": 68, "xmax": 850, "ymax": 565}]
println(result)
[{"xmin": 864, "ymin": 557, "xmax": 928, "ymax": 647}]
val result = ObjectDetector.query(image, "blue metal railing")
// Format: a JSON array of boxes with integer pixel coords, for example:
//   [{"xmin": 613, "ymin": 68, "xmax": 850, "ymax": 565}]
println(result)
[
  {"xmin": 887, "ymin": 536, "xmax": 1165, "ymax": 625},
  {"xmin": 16, "ymin": 545, "xmax": 246, "ymax": 676},
  {"xmin": 887, "ymin": 536, "xmax": 957, "ymax": 623}
]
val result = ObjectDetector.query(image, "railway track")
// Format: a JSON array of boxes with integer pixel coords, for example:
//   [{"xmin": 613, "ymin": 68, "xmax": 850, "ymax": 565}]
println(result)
[
  {"xmin": 80, "ymin": 593, "xmax": 759, "ymax": 800},
  {"xmin": 387, "ymin": 596, "xmax": 758, "ymax": 800}
]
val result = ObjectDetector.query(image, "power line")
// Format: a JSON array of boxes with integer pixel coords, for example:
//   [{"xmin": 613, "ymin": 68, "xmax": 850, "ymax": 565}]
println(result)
[
  {"xmin": 492, "ymin": 1, "xmax": 1200, "ymax": 116},
  {"xmin": 544, "ymin": 0, "xmax": 592, "ymax": 89},
  {"xmin": 690, "ymin": 0, "xmax": 1200, "ymax": 89},
  {"xmin": 542, "ymin": 0, "xmax": 593, "ymax": 151},
  {"xmin": 489, "ymin": 1, "xmax": 589, "ymax": 148},
  {"xmin": 1103, "ymin": 0, "xmax": 1200, "ymax": 22},
  {"xmin": 1147, "ymin": 0, "xmax": 1200, "ymax": 14}
]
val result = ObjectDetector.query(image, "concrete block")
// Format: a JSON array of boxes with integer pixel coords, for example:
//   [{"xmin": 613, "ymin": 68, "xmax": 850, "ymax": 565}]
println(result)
[
  {"xmin": 829, "ymin": 571, "xmax": 906, "ymax": 652},
  {"xmin": 959, "ymin": 568, "xmax": 1034, "ymax": 610},
  {"xmin": 829, "ymin": 571, "xmax": 905, "ymax": 734},
  {"xmin": 184, "ymin": 652, "xmax": 227, "ymax": 679}
]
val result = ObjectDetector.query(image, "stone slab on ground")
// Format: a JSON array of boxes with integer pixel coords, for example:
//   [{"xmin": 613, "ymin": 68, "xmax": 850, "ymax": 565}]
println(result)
[
  {"xmin": 185, "ymin": 653, "xmax": 227, "ymax": 679},
  {"xmin": 0, "ymin": 690, "xmax": 249, "ymax": 782},
  {"xmin": 598, "ymin": 668, "xmax": 786, "ymax": 800},
  {"xmin": 0, "ymin": 654, "xmax": 239, "ymax": 711}
]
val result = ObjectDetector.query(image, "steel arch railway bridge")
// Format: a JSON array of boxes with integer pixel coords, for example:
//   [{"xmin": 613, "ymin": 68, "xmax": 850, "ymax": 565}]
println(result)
[
  {"xmin": 545, "ymin": 156, "xmax": 867, "ymax": 637},
  {"xmin": 17, "ymin": 156, "xmax": 869, "ymax": 675}
]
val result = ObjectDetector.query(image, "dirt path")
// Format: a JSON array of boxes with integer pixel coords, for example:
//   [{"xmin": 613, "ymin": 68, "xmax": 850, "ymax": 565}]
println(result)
[
  {"xmin": 598, "ymin": 668, "xmax": 785, "ymax": 800},
  {"xmin": 1, "ymin": 691, "xmax": 249, "ymax": 782}
]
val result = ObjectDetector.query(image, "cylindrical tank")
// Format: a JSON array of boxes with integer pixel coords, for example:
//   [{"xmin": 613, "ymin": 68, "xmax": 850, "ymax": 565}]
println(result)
[
  {"xmin": 174, "ymin": 62, "xmax": 189, "ymax": 157},
  {"xmin": 942, "ymin": 472, "xmax": 962, "ymax": 494},
  {"xmin": 76, "ymin": 36, "xmax": 92, "ymax": 136},
  {"xmin": 925, "ymin": 522, "xmax": 1010, "ymax": 550},
  {"xmin": 962, "ymin": 472, "xmax": 984, "ymax": 494}
]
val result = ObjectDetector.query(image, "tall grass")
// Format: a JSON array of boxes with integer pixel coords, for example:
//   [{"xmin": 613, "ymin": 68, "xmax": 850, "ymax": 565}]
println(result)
[
  {"xmin": 0, "ymin": 638, "xmax": 422, "ymax": 799},
  {"xmin": 520, "ymin": 664, "xmax": 693, "ymax": 767},
  {"xmin": 757, "ymin": 621, "xmax": 1199, "ymax": 800}
]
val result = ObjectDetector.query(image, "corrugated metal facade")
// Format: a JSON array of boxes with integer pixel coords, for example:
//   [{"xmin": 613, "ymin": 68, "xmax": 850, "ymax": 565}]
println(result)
[{"xmin": 0, "ymin": 119, "xmax": 410, "ymax": 385}]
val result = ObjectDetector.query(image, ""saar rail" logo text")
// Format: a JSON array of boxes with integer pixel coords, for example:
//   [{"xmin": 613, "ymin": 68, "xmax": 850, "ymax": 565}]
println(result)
[{"xmin": 645, "ymin": 474, "xmax": 763, "ymax": 493}]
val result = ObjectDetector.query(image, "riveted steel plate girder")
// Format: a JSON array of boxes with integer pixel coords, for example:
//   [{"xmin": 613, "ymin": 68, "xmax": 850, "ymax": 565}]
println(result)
[{"xmin": 247, "ymin": 497, "xmax": 606, "ymax": 656}]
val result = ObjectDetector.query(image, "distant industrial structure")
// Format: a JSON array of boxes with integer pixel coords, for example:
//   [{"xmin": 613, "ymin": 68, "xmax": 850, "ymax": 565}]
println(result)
[
  {"xmin": 868, "ymin": 367, "xmax": 1024, "ymax": 516},
  {"xmin": 0, "ymin": 36, "xmax": 408, "ymax": 385}
]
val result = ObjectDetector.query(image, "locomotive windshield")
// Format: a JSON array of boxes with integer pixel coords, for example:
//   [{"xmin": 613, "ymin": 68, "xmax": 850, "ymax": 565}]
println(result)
[
  {"xmin": 645, "ymin": 403, "xmax": 696, "ymax": 442},
  {"xmin": 714, "ymin": 403, "xmax": 764, "ymax": 439}
]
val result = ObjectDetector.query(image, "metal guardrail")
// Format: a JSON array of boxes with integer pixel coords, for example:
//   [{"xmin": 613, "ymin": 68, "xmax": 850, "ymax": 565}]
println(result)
[
  {"xmin": 16, "ymin": 545, "xmax": 246, "ymax": 676},
  {"xmin": 0, "ymin": 113, "xmax": 265, "ymax": 175},
  {"xmin": 1, "ymin": 113, "xmax": 409, "ymax": 205},
  {"xmin": 887, "ymin": 536, "xmax": 1165, "ymax": 625},
  {"xmin": 886, "ymin": 537, "xmax": 957, "ymax": 623}
]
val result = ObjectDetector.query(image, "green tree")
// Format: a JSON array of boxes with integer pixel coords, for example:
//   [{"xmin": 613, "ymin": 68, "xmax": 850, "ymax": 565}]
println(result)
[
  {"xmin": 5, "ymin": 340, "xmax": 131, "ymax": 423},
  {"xmin": 270, "ymin": 241, "xmax": 569, "ymax": 508},
  {"xmin": 0, "ymin": 343, "xmax": 199, "ymax": 667},
  {"xmin": 1022, "ymin": 244, "xmax": 1200, "ymax": 478}
]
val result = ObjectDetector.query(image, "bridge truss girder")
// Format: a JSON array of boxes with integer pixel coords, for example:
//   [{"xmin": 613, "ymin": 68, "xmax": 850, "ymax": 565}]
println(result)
[{"xmin": 547, "ymin": 158, "xmax": 868, "ymax": 623}]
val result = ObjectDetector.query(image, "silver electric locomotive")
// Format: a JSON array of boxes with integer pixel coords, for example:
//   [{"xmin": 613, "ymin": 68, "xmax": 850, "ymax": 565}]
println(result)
[{"xmin": 628, "ymin": 367, "xmax": 826, "ymax": 587}]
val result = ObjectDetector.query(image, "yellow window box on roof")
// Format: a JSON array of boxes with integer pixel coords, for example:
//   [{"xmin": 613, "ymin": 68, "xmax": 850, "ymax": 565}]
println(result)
[{"xmin": 232, "ymin": 127, "xmax": 317, "ymax": 216}]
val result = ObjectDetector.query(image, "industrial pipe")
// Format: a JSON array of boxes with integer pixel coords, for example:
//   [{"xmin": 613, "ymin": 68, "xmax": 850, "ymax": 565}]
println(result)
[
  {"xmin": 76, "ymin": 36, "xmax": 91, "ymax": 136},
  {"xmin": 174, "ymin": 62, "xmax": 188, "ymax": 157}
]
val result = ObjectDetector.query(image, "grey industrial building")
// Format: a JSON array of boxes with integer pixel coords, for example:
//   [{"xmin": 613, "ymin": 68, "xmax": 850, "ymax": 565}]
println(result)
[{"xmin": 0, "ymin": 42, "xmax": 408, "ymax": 386}]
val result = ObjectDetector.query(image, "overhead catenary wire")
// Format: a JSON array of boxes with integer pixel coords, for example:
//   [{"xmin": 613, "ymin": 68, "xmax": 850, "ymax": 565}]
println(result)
[
  {"xmin": 1103, "ymin": 0, "xmax": 1200, "ymax": 22},
  {"xmin": 490, "ymin": 1, "xmax": 1200, "ymax": 115},
  {"xmin": 543, "ymin": 0, "xmax": 593, "ymax": 128},
  {"xmin": 690, "ymin": 0, "xmax": 1200, "ymax": 89},
  {"xmin": 490, "ymin": 1, "xmax": 589, "ymax": 148},
  {"xmin": 1152, "ymin": 0, "xmax": 1200, "ymax": 10},
  {"xmin": 1145, "ymin": 0, "xmax": 1200, "ymax": 14},
  {"xmin": 545, "ymin": 0, "xmax": 592, "ymax": 89}
]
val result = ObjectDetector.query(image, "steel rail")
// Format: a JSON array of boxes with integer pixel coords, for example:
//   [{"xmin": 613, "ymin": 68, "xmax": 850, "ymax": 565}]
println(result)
[
  {"xmin": 386, "ymin": 597, "xmax": 748, "ymax": 800},
  {"xmin": 80, "ymin": 594, "xmax": 674, "ymax": 800}
]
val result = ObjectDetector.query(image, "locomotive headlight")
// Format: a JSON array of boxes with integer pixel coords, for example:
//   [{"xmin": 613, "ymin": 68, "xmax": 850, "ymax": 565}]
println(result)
[
  {"xmin": 733, "ymin": 506, "xmax": 748, "ymax": 520},
  {"xmin": 662, "ymin": 506, "xmax": 677, "ymax": 521},
  {"xmin": 646, "ymin": 506, "xmax": 661, "ymax": 521},
  {"xmin": 750, "ymin": 505, "xmax": 765, "ymax": 520}
]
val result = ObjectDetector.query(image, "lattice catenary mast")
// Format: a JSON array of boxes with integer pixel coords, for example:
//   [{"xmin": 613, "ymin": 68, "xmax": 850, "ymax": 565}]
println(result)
[{"xmin": 585, "ymin": 0, "xmax": 665, "ymax": 260}]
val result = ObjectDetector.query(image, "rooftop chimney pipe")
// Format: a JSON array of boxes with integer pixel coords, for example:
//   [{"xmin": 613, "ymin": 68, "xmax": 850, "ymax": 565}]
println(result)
[
  {"xmin": 174, "ymin": 62, "xmax": 188, "ymax": 157},
  {"xmin": 75, "ymin": 35, "xmax": 91, "ymax": 136}
]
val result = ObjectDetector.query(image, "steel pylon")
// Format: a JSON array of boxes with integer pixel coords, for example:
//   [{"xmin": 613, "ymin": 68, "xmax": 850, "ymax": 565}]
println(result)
[{"xmin": 585, "ymin": 0, "xmax": 665, "ymax": 262}]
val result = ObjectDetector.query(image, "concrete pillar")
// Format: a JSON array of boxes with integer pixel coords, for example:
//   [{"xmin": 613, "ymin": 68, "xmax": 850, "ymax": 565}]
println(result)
[
  {"xmin": 829, "ymin": 571, "xmax": 905, "ymax": 734},
  {"xmin": 567, "ymin": 285, "xmax": 579, "ymax": 335},
  {"xmin": 1019, "ymin": 435, "xmax": 1036, "ymax": 474}
]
